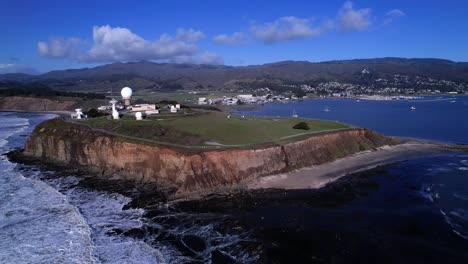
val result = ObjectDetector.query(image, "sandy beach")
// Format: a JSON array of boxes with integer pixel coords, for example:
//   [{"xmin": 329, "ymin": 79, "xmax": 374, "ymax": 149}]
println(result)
[{"xmin": 247, "ymin": 142, "xmax": 446, "ymax": 190}]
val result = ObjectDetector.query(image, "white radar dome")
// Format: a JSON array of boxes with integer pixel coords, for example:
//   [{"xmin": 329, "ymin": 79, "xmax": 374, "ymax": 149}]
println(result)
[
  {"xmin": 121, "ymin": 87, "xmax": 133, "ymax": 99},
  {"xmin": 135, "ymin": 112, "xmax": 143, "ymax": 120}
]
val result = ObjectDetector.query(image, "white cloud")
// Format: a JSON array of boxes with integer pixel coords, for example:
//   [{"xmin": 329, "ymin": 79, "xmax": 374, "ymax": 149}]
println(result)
[
  {"xmin": 213, "ymin": 2, "xmax": 373, "ymax": 45},
  {"xmin": 0, "ymin": 63, "xmax": 39, "ymax": 74},
  {"xmin": 384, "ymin": 9, "xmax": 406, "ymax": 25},
  {"xmin": 213, "ymin": 32, "xmax": 248, "ymax": 45},
  {"xmin": 176, "ymin": 28, "xmax": 205, "ymax": 42},
  {"xmin": 172, "ymin": 52, "xmax": 224, "ymax": 65},
  {"xmin": 80, "ymin": 25, "xmax": 198, "ymax": 62},
  {"xmin": 337, "ymin": 1, "xmax": 372, "ymax": 32},
  {"xmin": 0, "ymin": 63, "xmax": 15, "ymax": 69},
  {"xmin": 250, "ymin": 16, "xmax": 323, "ymax": 44},
  {"xmin": 37, "ymin": 37, "xmax": 81, "ymax": 58},
  {"xmin": 37, "ymin": 25, "xmax": 221, "ymax": 64}
]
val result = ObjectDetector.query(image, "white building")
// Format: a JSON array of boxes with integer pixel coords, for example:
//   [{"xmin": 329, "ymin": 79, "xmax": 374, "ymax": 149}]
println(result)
[
  {"xmin": 198, "ymin": 97, "xmax": 208, "ymax": 105},
  {"xmin": 131, "ymin": 104, "xmax": 156, "ymax": 112},
  {"xmin": 145, "ymin": 109, "xmax": 159, "ymax": 115},
  {"xmin": 237, "ymin": 94, "xmax": 255, "ymax": 103}
]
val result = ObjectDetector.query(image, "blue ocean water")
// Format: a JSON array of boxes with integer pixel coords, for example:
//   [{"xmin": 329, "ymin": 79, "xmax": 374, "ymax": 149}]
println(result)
[
  {"xmin": 234, "ymin": 96, "xmax": 468, "ymax": 144},
  {"xmin": 233, "ymin": 96, "xmax": 468, "ymax": 246}
]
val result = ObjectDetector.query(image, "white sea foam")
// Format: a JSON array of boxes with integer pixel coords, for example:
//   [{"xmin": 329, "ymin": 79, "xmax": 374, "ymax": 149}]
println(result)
[
  {"xmin": 62, "ymin": 188, "xmax": 166, "ymax": 263},
  {"xmin": 0, "ymin": 113, "xmax": 95, "ymax": 263},
  {"xmin": 0, "ymin": 167, "xmax": 95, "ymax": 263}
]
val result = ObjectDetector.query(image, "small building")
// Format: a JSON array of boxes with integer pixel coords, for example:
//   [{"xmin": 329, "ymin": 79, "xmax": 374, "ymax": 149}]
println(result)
[
  {"xmin": 131, "ymin": 104, "xmax": 156, "ymax": 112},
  {"xmin": 145, "ymin": 109, "xmax": 159, "ymax": 115},
  {"xmin": 170, "ymin": 105, "xmax": 177, "ymax": 113},
  {"xmin": 198, "ymin": 98, "xmax": 208, "ymax": 105}
]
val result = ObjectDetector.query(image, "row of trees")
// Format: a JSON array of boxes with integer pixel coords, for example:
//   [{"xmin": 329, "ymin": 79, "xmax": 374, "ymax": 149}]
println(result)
[{"xmin": 0, "ymin": 83, "xmax": 105, "ymax": 99}]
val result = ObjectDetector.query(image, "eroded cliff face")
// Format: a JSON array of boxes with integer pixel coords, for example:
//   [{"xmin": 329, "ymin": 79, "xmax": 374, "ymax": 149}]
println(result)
[{"xmin": 23, "ymin": 119, "xmax": 394, "ymax": 193}]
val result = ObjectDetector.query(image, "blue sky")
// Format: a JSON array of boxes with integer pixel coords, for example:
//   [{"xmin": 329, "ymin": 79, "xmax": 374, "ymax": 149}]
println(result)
[{"xmin": 1, "ymin": 0, "xmax": 467, "ymax": 74}]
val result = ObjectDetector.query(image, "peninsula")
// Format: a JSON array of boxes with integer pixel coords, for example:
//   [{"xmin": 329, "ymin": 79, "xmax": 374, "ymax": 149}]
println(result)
[{"xmin": 15, "ymin": 108, "xmax": 399, "ymax": 197}]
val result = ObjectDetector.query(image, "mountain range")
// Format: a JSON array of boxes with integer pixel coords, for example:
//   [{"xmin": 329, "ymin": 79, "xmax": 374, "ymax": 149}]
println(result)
[{"xmin": 1, "ymin": 58, "xmax": 468, "ymax": 92}]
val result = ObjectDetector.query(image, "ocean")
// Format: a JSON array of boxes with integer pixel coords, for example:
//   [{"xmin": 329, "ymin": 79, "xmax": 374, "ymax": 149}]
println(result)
[{"xmin": 0, "ymin": 96, "xmax": 467, "ymax": 263}]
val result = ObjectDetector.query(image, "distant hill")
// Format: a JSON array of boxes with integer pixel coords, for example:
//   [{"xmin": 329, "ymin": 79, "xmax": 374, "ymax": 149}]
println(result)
[{"xmin": 1, "ymin": 58, "xmax": 468, "ymax": 92}]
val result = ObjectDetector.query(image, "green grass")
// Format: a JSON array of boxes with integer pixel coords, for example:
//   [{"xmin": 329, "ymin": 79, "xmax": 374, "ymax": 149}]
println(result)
[
  {"xmin": 156, "ymin": 112, "xmax": 348, "ymax": 145},
  {"xmin": 78, "ymin": 111, "xmax": 350, "ymax": 146}
]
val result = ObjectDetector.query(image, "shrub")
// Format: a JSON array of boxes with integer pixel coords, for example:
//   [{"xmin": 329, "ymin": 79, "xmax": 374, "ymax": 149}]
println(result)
[
  {"xmin": 293, "ymin": 122, "xmax": 310, "ymax": 130},
  {"xmin": 86, "ymin": 108, "xmax": 107, "ymax": 118}
]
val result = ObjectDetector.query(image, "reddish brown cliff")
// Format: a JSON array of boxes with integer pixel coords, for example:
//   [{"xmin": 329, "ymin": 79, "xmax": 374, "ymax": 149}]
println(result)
[{"xmin": 23, "ymin": 118, "xmax": 394, "ymax": 194}]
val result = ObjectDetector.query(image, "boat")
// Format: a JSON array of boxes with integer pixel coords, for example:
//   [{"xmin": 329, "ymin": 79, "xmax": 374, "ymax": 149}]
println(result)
[
  {"xmin": 292, "ymin": 109, "xmax": 298, "ymax": 118},
  {"xmin": 410, "ymin": 106, "xmax": 416, "ymax": 110},
  {"xmin": 323, "ymin": 107, "xmax": 331, "ymax": 112}
]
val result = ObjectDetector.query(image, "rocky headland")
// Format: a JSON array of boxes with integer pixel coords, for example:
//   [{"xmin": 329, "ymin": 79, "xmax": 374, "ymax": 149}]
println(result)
[{"xmin": 15, "ymin": 118, "xmax": 398, "ymax": 197}]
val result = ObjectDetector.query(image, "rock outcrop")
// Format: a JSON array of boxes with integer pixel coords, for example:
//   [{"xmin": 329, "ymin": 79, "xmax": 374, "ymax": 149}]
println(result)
[{"xmin": 23, "ymin": 118, "xmax": 394, "ymax": 194}]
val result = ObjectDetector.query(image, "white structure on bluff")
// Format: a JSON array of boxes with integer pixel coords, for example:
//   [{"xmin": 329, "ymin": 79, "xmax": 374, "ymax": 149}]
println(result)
[
  {"xmin": 121, "ymin": 87, "xmax": 133, "ymax": 106},
  {"xmin": 71, "ymin": 108, "xmax": 85, "ymax": 119},
  {"xmin": 110, "ymin": 98, "xmax": 119, "ymax": 120},
  {"xmin": 132, "ymin": 104, "xmax": 156, "ymax": 112},
  {"xmin": 198, "ymin": 97, "xmax": 208, "ymax": 105},
  {"xmin": 145, "ymin": 109, "xmax": 159, "ymax": 115},
  {"xmin": 175, "ymin": 104, "xmax": 181, "ymax": 109},
  {"xmin": 135, "ymin": 112, "xmax": 143, "ymax": 120},
  {"xmin": 169, "ymin": 105, "xmax": 177, "ymax": 113}
]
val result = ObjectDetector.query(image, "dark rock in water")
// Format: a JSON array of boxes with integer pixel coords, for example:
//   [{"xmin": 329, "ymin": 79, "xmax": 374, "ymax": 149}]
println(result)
[
  {"xmin": 181, "ymin": 235, "xmax": 207, "ymax": 252},
  {"xmin": 144, "ymin": 225, "xmax": 160, "ymax": 237},
  {"xmin": 211, "ymin": 249, "xmax": 236, "ymax": 264},
  {"xmin": 123, "ymin": 228, "xmax": 145, "ymax": 239}
]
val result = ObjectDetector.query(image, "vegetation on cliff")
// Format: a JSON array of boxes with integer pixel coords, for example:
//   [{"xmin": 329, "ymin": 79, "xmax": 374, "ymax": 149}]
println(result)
[
  {"xmin": 78, "ymin": 112, "xmax": 350, "ymax": 146},
  {"xmin": 24, "ymin": 118, "xmax": 394, "ymax": 193}
]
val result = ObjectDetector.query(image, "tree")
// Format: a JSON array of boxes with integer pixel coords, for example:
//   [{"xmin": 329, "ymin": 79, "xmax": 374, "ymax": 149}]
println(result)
[
  {"xmin": 293, "ymin": 122, "xmax": 310, "ymax": 130},
  {"xmin": 86, "ymin": 108, "xmax": 107, "ymax": 118}
]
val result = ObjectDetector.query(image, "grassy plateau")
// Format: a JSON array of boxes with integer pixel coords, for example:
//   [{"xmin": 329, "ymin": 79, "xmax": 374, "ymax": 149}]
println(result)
[{"xmin": 78, "ymin": 111, "xmax": 350, "ymax": 147}]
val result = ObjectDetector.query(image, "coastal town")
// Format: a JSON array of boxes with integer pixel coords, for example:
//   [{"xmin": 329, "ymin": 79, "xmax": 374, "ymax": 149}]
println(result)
[{"xmin": 195, "ymin": 70, "xmax": 466, "ymax": 106}]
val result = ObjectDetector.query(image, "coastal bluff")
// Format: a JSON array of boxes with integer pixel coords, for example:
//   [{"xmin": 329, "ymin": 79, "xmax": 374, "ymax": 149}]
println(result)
[{"xmin": 22, "ymin": 118, "xmax": 394, "ymax": 194}]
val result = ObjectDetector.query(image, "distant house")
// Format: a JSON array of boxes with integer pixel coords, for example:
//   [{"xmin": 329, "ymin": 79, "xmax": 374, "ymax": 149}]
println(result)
[
  {"xmin": 237, "ymin": 94, "xmax": 254, "ymax": 103},
  {"xmin": 198, "ymin": 98, "xmax": 208, "ymax": 105}
]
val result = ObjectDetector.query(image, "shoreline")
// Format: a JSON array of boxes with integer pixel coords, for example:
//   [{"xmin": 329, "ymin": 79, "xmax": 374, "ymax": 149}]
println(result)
[
  {"xmin": 0, "ymin": 109, "xmax": 73, "ymax": 117},
  {"xmin": 245, "ymin": 141, "xmax": 456, "ymax": 190}
]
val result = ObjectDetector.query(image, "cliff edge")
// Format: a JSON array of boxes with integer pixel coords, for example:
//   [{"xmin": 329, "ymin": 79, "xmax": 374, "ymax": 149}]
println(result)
[{"xmin": 22, "ymin": 118, "xmax": 395, "ymax": 194}]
